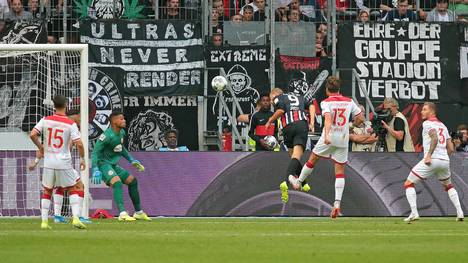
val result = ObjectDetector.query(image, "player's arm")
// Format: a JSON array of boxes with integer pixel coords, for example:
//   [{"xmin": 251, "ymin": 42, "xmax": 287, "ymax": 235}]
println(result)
[
  {"xmin": 446, "ymin": 138, "xmax": 455, "ymax": 155},
  {"xmin": 308, "ymin": 103, "xmax": 315, "ymax": 132},
  {"xmin": 122, "ymin": 146, "xmax": 145, "ymax": 172},
  {"xmin": 29, "ymin": 119, "xmax": 44, "ymax": 159},
  {"xmin": 266, "ymin": 109, "xmax": 285, "ymax": 127},
  {"xmin": 323, "ymin": 112, "xmax": 332, "ymax": 144},
  {"xmin": 425, "ymin": 129, "xmax": 438, "ymax": 165}
]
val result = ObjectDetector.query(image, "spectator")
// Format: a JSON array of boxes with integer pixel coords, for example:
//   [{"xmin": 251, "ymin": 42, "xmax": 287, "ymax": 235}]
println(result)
[
  {"xmin": 240, "ymin": 0, "xmax": 259, "ymax": 15},
  {"xmin": 211, "ymin": 8, "xmax": 222, "ymax": 34},
  {"xmin": 426, "ymin": 0, "xmax": 458, "ymax": 21},
  {"xmin": 253, "ymin": 0, "xmax": 266, "ymax": 21},
  {"xmin": 159, "ymin": 129, "xmax": 189, "ymax": 151},
  {"xmin": 350, "ymin": 105, "xmax": 378, "ymax": 151},
  {"xmin": 315, "ymin": 32, "xmax": 327, "ymax": 57},
  {"xmin": 242, "ymin": 4, "xmax": 254, "ymax": 21},
  {"xmin": 9, "ymin": 0, "xmax": 32, "ymax": 20},
  {"xmin": 275, "ymin": 5, "xmax": 289, "ymax": 21},
  {"xmin": 28, "ymin": 0, "xmax": 41, "ymax": 19},
  {"xmin": 358, "ymin": 9, "xmax": 370, "ymax": 21},
  {"xmin": 0, "ymin": 0, "xmax": 9, "ymax": 19},
  {"xmin": 288, "ymin": 8, "xmax": 301, "ymax": 22},
  {"xmin": 213, "ymin": 0, "xmax": 228, "ymax": 21},
  {"xmin": 211, "ymin": 33, "xmax": 223, "ymax": 47},
  {"xmin": 47, "ymin": 35, "xmax": 57, "ymax": 44},
  {"xmin": 159, "ymin": 0, "xmax": 195, "ymax": 19},
  {"xmin": 248, "ymin": 93, "xmax": 277, "ymax": 151},
  {"xmin": 381, "ymin": 97, "xmax": 415, "ymax": 152},
  {"xmin": 230, "ymin": 14, "xmax": 243, "ymax": 23},
  {"xmin": 453, "ymin": 124, "xmax": 468, "ymax": 152},
  {"xmin": 385, "ymin": 0, "xmax": 418, "ymax": 21}
]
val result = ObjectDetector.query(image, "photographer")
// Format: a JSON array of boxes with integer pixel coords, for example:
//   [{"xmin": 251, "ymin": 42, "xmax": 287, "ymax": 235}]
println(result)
[
  {"xmin": 453, "ymin": 124, "xmax": 468, "ymax": 152},
  {"xmin": 381, "ymin": 98, "xmax": 414, "ymax": 152},
  {"xmin": 350, "ymin": 105, "xmax": 378, "ymax": 152}
]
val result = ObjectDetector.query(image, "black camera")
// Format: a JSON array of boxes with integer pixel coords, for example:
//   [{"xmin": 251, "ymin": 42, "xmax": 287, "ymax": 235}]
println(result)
[
  {"xmin": 450, "ymin": 131, "xmax": 463, "ymax": 140},
  {"xmin": 371, "ymin": 108, "xmax": 393, "ymax": 136}
]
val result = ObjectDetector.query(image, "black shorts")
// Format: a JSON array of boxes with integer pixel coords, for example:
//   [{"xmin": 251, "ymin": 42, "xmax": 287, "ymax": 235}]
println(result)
[{"xmin": 282, "ymin": 120, "xmax": 308, "ymax": 149}]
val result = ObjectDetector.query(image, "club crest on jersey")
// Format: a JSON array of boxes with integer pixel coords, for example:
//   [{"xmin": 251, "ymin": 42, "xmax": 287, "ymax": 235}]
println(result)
[
  {"xmin": 99, "ymin": 134, "xmax": 106, "ymax": 141},
  {"xmin": 88, "ymin": 68, "xmax": 123, "ymax": 143},
  {"xmin": 108, "ymin": 170, "xmax": 114, "ymax": 176},
  {"xmin": 113, "ymin": 144, "xmax": 123, "ymax": 152}
]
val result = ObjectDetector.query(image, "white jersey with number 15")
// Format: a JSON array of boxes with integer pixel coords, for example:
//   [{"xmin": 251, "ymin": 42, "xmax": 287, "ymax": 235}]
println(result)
[{"xmin": 33, "ymin": 114, "xmax": 81, "ymax": 169}]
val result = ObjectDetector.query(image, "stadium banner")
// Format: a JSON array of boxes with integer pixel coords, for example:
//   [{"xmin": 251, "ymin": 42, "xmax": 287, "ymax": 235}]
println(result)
[
  {"xmin": 123, "ymin": 96, "xmax": 199, "ymax": 151},
  {"xmin": 337, "ymin": 22, "xmax": 461, "ymax": 103},
  {"xmin": 2, "ymin": 151, "xmax": 468, "ymax": 217},
  {"xmin": 461, "ymin": 46, "xmax": 468, "ymax": 79},
  {"xmin": 205, "ymin": 45, "xmax": 270, "ymax": 130},
  {"xmin": 0, "ymin": 20, "xmax": 47, "ymax": 44},
  {"xmin": 80, "ymin": 20, "xmax": 204, "ymax": 96}
]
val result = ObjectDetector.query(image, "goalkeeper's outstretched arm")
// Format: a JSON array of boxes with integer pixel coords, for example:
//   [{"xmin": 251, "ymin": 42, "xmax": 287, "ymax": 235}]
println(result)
[{"xmin": 91, "ymin": 138, "xmax": 105, "ymax": 168}]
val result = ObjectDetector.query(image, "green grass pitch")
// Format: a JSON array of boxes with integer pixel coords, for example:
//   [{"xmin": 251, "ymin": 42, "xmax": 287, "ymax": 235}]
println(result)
[{"xmin": 1, "ymin": 217, "xmax": 467, "ymax": 263}]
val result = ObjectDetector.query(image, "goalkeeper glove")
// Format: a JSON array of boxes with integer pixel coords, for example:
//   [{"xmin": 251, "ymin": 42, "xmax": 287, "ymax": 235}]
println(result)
[
  {"xmin": 91, "ymin": 167, "xmax": 102, "ymax": 184},
  {"xmin": 131, "ymin": 160, "xmax": 145, "ymax": 172}
]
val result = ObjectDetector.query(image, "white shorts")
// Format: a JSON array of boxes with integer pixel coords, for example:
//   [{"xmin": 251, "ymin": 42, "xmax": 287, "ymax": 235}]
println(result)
[
  {"xmin": 42, "ymin": 168, "xmax": 80, "ymax": 189},
  {"xmin": 312, "ymin": 139, "xmax": 348, "ymax": 164},
  {"xmin": 408, "ymin": 158, "xmax": 451, "ymax": 183}
]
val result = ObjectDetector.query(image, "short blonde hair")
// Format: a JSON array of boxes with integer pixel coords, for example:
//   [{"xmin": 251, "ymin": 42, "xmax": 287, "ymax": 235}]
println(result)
[
  {"xmin": 270, "ymin": 88, "xmax": 283, "ymax": 96},
  {"xmin": 383, "ymin": 97, "xmax": 399, "ymax": 109}
]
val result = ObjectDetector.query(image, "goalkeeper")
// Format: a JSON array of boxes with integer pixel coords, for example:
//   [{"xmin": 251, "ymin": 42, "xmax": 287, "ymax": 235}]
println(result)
[{"xmin": 91, "ymin": 111, "xmax": 151, "ymax": 221}]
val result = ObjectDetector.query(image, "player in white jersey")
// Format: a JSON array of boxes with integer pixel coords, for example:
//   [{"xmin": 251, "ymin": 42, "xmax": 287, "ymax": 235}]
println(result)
[
  {"xmin": 289, "ymin": 76, "xmax": 364, "ymax": 218},
  {"xmin": 29, "ymin": 95, "xmax": 87, "ymax": 230},
  {"xmin": 404, "ymin": 102, "xmax": 464, "ymax": 223}
]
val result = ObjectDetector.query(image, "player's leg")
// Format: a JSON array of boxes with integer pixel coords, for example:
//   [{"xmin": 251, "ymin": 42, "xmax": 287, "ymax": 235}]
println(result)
[
  {"xmin": 331, "ymin": 162, "xmax": 346, "ymax": 219},
  {"xmin": 286, "ymin": 122, "xmax": 310, "ymax": 191},
  {"xmin": 40, "ymin": 168, "xmax": 54, "ymax": 229},
  {"xmin": 58, "ymin": 169, "xmax": 86, "ymax": 229},
  {"xmin": 435, "ymin": 160, "xmax": 464, "ymax": 221},
  {"xmin": 123, "ymin": 175, "xmax": 151, "ymax": 221},
  {"xmin": 279, "ymin": 126, "xmax": 295, "ymax": 203},
  {"xmin": 403, "ymin": 160, "xmax": 431, "ymax": 223},
  {"xmin": 101, "ymin": 165, "xmax": 135, "ymax": 221},
  {"xmin": 53, "ymin": 187, "xmax": 67, "ymax": 223}
]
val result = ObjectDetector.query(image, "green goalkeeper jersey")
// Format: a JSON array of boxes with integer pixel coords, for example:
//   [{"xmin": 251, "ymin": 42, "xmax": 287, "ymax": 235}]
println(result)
[{"xmin": 92, "ymin": 128, "xmax": 133, "ymax": 167}]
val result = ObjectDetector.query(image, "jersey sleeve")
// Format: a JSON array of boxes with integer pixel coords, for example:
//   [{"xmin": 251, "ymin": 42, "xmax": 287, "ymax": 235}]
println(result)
[
  {"xmin": 33, "ymin": 118, "xmax": 45, "ymax": 134},
  {"xmin": 273, "ymin": 95, "xmax": 286, "ymax": 111},
  {"xmin": 70, "ymin": 123, "xmax": 81, "ymax": 142},
  {"xmin": 91, "ymin": 133, "xmax": 108, "ymax": 167},
  {"xmin": 320, "ymin": 101, "xmax": 331, "ymax": 116},
  {"xmin": 350, "ymin": 101, "xmax": 362, "ymax": 118}
]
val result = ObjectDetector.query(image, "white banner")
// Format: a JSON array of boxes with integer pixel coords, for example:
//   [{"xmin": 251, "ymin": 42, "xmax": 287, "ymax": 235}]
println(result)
[{"xmin": 461, "ymin": 46, "xmax": 468, "ymax": 79}]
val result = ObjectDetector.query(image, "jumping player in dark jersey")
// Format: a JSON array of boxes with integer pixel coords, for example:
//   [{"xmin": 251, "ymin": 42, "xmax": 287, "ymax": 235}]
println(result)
[{"xmin": 265, "ymin": 88, "xmax": 315, "ymax": 203}]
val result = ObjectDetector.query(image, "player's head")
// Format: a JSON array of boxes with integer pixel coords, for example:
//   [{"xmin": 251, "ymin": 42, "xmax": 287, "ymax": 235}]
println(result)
[
  {"xmin": 383, "ymin": 97, "xmax": 399, "ymax": 116},
  {"xmin": 110, "ymin": 111, "xmax": 126, "ymax": 128},
  {"xmin": 66, "ymin": 108, "xmax": 81, "ymax": 128},
  {"xmin": 53, "ymin": 95, "xmax": 67, "ymax": 111},
  {"xmin": 325, "ymin": 76, "xmax": 340, "ymax": 95},
  {"xmin": 421, "ymin": 102, "xmax": 437, "ymax": 120},
  {"xmin": 258, "ymin": 93, "xmax": 271, "ymax": 111},
  {"xmin": 164, "ymin": 129, "xmax": 179, "ymax": 148},
  {"xmin": 269, "ymin": 88, "xmax": 283, "ymax": 103}
]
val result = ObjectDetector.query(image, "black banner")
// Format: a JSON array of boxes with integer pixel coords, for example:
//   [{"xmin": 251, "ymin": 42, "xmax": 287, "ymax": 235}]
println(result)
[
  {"xmin": 123, "ymin": 96, "xmax": 199, "ymax": 151},
  {"xmin": 275, "ymin": 55, "xmax": 332, "ymax": 103},
  {"xmin": 81, "ymin": 20, "xmax": 204, "ymax": 96},
  {"xmin": 0, "ymin": 20, "xmax": 47, "ymax": 44},
  {"xmin": 206, "ymin": 46, "xmax": 270, "ymax": 130},
  {"xmin": 338, "ymin": 22, "xmax": 461, "ymax": 103}
]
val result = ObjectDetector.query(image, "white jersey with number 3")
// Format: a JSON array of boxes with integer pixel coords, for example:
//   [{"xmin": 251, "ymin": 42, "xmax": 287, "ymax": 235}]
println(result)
[
  {"xmin": 422, "ymin": 117, "xmax": 450, "ymax": 161},
  {"xmin": 33, "ymin": 114, "xmax": 81, "ymax": 169},
  {"xmin": 320, "ymin": 94, "xmax": 362, "ymax": 147}
]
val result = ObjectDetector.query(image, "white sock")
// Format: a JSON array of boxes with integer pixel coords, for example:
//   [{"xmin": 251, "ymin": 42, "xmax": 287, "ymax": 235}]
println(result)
[
  {"xmin": 78, "ymin": 196, "xmax": 84, "ymax": 218},
  {"xmin": 53, "ymin": 193, "xmax": 64, "ymax": 216},
  {"xmin": 69, "ymin": 194, "xmax": 80, "ymax": 218},
  {"xmin": 298, "ymin": 161, "xmax": 314, "ymax": 183},
  {"xmin": 447, "ymin": 188, "xmax": 464, "ymax": 217},
  {"xmin": 406, "ymin": 187, "xmax": 418, "ymax": 215},
  {"xmin": 41, "ymin": 197, "xmax": 51, "ymax": 222},
  {"xmin": 334, "ymin": 177, "xmax": 345, "ymax": 208}
]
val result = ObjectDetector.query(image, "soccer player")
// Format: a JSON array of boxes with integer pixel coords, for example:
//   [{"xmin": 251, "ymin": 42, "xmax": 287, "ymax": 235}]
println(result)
[
  {"xmin": 29, "ymin": 95, "xmax": 87, "ymax": 229},
  {"xmin": 289, "ymin": 76, "xmax": 364, "ymax": 218},
  {"xmin": 265, "ymin": 88, "xmax": 315, "ymax": 203},
  {"xmin": 403, "ymin": 102, "xmax": 464, "ymax": 223},
  {"xmin": 29, "ymin": 109, "xmax": 92, "ymax": 224},
  {"xmin": 91, "ymin": 111, "xmax": 151, "ymax": 221}
]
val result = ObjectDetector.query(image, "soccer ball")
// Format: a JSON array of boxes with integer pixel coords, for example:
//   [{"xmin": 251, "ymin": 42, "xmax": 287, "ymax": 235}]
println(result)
[
  {"xmin": 211, "ymin": 75, "xmax": 228, "ymax": 92},
  {"xmin": 264, "ymin": 135, "xmax": 278, "ymax": 149}
]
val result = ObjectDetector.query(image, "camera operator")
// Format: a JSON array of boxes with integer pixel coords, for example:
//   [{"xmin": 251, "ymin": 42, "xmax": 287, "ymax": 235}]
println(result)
[
  {"xmin": 453, "ymin": 124, "xmax": 468, "ymax": 152},
  {"xmin": 380, "ymin": 98, "xmax": 414, "ymax": 152}
]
